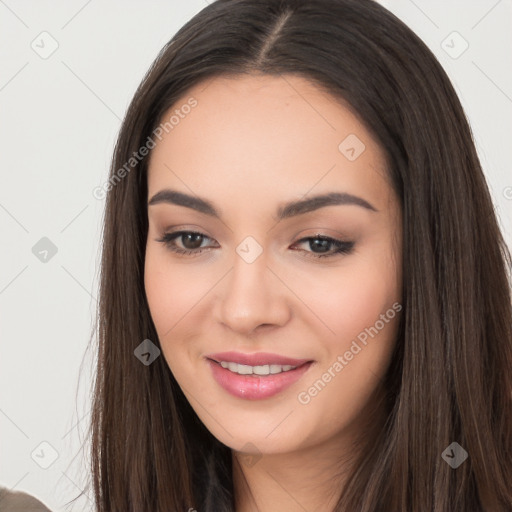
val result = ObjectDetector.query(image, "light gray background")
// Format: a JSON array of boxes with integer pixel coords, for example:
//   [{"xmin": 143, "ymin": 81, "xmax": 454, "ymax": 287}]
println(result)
[{"xmin": 1, "ymin": 1, "xmax": 510, "ymax": 511}]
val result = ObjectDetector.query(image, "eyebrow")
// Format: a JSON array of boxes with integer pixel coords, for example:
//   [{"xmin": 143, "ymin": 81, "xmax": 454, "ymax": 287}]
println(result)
[{"xmin": 147, "ymin": 189, "xmax": 378, "ymax": 219}]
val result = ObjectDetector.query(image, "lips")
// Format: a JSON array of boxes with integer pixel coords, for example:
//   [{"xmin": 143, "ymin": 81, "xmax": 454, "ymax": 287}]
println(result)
[
  {"xmin": 205, "ymin": 351, "xmax": 312, "ymax": 367},
  {"xmin": 204, "ymin": 351, "xmax": 315, "ymax": 399},
  {"xmin": 206, "ymin": 358, "xmax": 314, "ymax": 400}
]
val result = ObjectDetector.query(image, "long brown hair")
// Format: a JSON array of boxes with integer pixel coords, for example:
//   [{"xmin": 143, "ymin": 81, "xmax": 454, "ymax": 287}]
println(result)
[{"xmin": 79, "ymin": 0, "xmax": 512, "ymax": 510}]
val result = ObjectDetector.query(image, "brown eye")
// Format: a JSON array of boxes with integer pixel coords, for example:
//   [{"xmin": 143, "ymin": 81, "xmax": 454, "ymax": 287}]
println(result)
[
  {"xmin": 292, "ymin": 236, "xmax": 355, "ymax": 258},
  {"xmin": 156, "ymin": 230, "xmax": 218, "ymax": 256},
  {"xmin": 180, "ymin": 232, "xmax": 204, "ymax": 249}
]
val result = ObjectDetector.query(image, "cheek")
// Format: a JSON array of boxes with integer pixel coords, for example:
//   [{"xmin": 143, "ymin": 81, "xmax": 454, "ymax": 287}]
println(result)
[
  {"xmin": 144, "ymin": 247, "xmax": 228, "ymax": 384},
  {"xmin": 288, "ymin": 246, "xmax": 401, "ymax": 411},
  {"xmin": 293, "ymin": 252, "xmax": 400, "ymax": 347},
  {"xmin": 293, "ymin": 274, "xmax": 400, "ymax": 442},
  {"xmin": 326, "ymin": 272, "xmax": 397, "ymax": 341},
  {"xmin": 144, "ymin": 249, "xmax": 199, "ymax": 381},
  {"xmin": 144, "ymin": 248, "xmax": 214, "ymax": 335}
]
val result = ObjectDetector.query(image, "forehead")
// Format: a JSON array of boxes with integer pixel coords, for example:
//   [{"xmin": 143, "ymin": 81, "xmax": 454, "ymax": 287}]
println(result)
[{"xmin": 147, "ymin": 73, "xmax": 392, "ymax": 212}]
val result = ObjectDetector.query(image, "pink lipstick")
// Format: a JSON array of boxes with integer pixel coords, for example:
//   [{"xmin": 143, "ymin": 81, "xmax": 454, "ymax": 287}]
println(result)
[{"xmin": 205, "ymin": 351, "xmax": 314, "ymax": 400}]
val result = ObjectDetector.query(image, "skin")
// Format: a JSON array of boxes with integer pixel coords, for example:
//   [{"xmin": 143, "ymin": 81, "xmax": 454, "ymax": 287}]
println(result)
[{"xmin": 144, "ymin": 73, "xmax": 402, "ymax": 511}]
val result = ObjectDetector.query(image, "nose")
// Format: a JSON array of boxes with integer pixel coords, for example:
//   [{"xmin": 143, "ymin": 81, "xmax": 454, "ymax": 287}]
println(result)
[{"xmin": 214, "ymin": 250, "xmax": 292, "ymax": 335}]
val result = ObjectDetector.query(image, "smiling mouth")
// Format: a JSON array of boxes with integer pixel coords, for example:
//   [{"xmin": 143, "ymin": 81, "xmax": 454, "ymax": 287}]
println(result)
[
  {"xmin": 208, "ymin": 359, "xmax": 310, "ymax": 376},
  {"xmin": 206, "ymin": 358, "xmax": 314, "ymax": 400}
]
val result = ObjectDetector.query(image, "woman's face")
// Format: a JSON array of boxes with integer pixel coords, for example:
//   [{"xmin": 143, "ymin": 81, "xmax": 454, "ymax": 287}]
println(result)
[{"xmin": 144, "ymin": 73, "xmax": 402, "ymax": 456}]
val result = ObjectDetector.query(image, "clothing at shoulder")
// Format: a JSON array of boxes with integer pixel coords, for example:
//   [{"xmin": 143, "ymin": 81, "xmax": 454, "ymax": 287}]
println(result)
[{"xmin": 0, "ymin": 486, "xmax": 52, "ymax": 512}]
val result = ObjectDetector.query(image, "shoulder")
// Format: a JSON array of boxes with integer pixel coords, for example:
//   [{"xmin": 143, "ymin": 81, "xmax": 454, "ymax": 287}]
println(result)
[{"xmin": 0, "ymin": 486, "xmax": 53, "ymax": 512}]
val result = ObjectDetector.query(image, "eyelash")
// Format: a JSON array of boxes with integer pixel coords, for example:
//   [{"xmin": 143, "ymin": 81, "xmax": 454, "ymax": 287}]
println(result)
[{"xmin": 155, "ymin": 231, "xmax": 354, "ymax": 259}]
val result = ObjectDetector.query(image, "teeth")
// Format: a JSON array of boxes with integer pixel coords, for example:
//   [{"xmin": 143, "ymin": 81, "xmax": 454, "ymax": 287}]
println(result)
[{"xmin": 219, "ymin": 361, "xmax": 297, "ymax": 375}]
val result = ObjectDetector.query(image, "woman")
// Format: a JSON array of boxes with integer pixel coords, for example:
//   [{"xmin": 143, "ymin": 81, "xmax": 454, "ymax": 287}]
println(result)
[{"xmin": 83, "ymin": 0, "xmax": 512, "ymax": 510}]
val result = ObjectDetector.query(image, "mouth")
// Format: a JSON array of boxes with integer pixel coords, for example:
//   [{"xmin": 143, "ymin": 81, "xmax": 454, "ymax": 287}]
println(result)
[
  {"xmin": 207, "ymin": 358, "xmax": 308, "ymax": 376},
  {"xmin": 205, "ymin": 355, "xmax": 314, "ymax": 400},
  {"xmin": 205, "ymin": 351, "xmax": 312, "ymax": 368}
]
